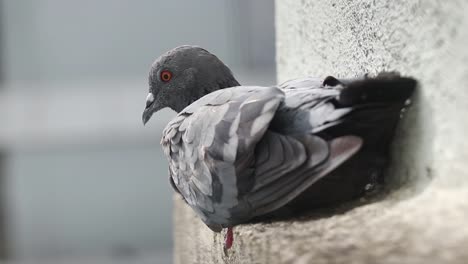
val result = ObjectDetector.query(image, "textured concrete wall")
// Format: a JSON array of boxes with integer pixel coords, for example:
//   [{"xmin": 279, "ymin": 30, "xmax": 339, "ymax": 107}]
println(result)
[{"xmin": 174, "ymin": 1, "xmax": 468, "ymax": 263}]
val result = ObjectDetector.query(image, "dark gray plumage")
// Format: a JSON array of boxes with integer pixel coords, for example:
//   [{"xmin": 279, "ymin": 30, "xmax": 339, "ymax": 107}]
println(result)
[{"xmin": 142, "ymin": 45, "xmax": 416, "ymax": 232}]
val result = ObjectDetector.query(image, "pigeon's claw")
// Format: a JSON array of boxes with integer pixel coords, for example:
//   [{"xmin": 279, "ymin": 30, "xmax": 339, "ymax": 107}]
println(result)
[{"xmin": 223, "ymin": 227, "xmax": 234, "ymax": 255}]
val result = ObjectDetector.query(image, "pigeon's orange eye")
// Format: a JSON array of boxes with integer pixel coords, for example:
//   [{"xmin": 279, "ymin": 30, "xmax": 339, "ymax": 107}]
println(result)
[{"xmin": 160, "ymin": 70, "xmax": 172, "ymax": 82}]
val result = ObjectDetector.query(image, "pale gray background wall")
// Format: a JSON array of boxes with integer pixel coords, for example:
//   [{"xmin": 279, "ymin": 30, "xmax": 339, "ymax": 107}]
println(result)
[
  {"xmin": 1, "ymin": 0, "xmax": 275, "ymax": 83},
  {"xmin": 0, "ymin": 1, "xmax": 276, "ymax": 263},
  {"xmin": 173, "ymin": 1, "xmax": 468, "ymax": 263}
]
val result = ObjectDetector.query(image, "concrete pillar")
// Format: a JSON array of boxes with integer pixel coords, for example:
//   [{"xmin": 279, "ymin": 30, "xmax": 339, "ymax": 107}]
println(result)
[{"xmin": 174, "ymin": 1, "xmax": 468, "ymax": 263}]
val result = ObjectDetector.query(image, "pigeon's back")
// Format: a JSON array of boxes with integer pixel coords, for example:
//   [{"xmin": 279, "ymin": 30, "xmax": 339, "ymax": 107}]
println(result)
[{"xmin": 162, "ymin": 73, "xmax": 416, "ymax": 229}]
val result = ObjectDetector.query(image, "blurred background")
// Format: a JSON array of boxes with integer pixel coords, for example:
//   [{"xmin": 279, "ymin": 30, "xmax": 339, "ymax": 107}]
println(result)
[{"xmin": 0, "ymin": 1, "xmax": 275, "ymax": 263}]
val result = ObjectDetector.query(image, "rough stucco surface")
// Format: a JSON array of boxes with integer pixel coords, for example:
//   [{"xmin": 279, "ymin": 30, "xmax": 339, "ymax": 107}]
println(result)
[{"xmin": 174, "ymin": 1, "xmax": 468, "ymax": 263}]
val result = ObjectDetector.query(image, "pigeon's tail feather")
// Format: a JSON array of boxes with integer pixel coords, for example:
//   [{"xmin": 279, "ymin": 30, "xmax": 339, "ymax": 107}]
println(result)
[
  {"xmin": 332, "ymin": 73, "xmax": 417, "ymax": 107},
  {"xmin": 286, "ymin": 74, "xmax": 418, "ymax": 210},
  {"xmin": 318, "ymin": 73, "xmax": 417, "ymax": 141}
]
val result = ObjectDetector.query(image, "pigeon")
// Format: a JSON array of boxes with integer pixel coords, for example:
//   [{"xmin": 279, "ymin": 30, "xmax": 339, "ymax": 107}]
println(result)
[{"xmin": 142, "ymin": 45, "xmax": 416, "ymax": 251}]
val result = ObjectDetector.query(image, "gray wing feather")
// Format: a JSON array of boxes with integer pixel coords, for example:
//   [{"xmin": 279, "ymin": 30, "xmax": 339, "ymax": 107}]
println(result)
[
  {"xmin": 250, "ymin": 135, "xmax": 362, "ymax": 216},
  {"xmin": 252, "ymin": 131, "xmax": 308, "ymax": 191},
  {"xmin": 247, "ymin": 134, "xmax": 329, "ymax": 208},
  {"xmin": 279, "ymin": 77, "xmax": 324, "ymax": 90},
  {"xmin": 271, "ymin": 77, "xmax": 353, "ymax": 135}
]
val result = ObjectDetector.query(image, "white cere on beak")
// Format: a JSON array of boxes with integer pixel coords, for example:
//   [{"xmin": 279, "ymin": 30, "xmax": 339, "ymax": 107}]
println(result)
[{"xmin": 146, "ymin": 93, "xmax": 155, "ymax": 105}]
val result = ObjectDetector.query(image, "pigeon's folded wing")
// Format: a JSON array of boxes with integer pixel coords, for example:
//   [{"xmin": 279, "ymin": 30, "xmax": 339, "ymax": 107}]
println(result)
[
  {"xmin": 161, "ymin": 86, "xmax": 285, "ymax": 222},
  {"xmin": 162, "ymin": 84, "xmax": 363, "ymax": 227}
]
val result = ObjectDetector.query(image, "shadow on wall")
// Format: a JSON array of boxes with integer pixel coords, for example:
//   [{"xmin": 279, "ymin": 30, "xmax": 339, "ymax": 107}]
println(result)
[{"xmin": 386, "ymin": 82, "xmax": 435, "ymax": 197}]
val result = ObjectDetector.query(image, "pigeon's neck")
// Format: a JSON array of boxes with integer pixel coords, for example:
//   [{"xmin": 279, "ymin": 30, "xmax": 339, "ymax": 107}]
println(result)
[
  {"xmin": 215, "ymin": 76, "xmax": 241, "ymax": 91},
  {"xmin": 175, "ymin": 75, "xmax": 240, "ymax": 113},
  {"xmin": 190, "ymin": 75, "xmax": 240, "ymax": 103}
]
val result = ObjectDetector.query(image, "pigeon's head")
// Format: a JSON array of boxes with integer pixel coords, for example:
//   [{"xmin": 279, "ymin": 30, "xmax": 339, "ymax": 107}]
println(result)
[{"xmin": 142, "ymin": 45, "xmax": 239, "ymax": 124}]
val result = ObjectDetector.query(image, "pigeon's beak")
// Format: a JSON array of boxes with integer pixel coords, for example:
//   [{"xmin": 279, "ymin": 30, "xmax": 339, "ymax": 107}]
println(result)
[{"xmin": 142, "ymin": 93, "xmax": 162, "ymax": 125}]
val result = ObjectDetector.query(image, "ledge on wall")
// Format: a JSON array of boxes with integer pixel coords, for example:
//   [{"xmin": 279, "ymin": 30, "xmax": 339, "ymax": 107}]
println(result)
[{"xmin": 173, "ymin": 1, "xmax": 468, "ymax": 263}]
